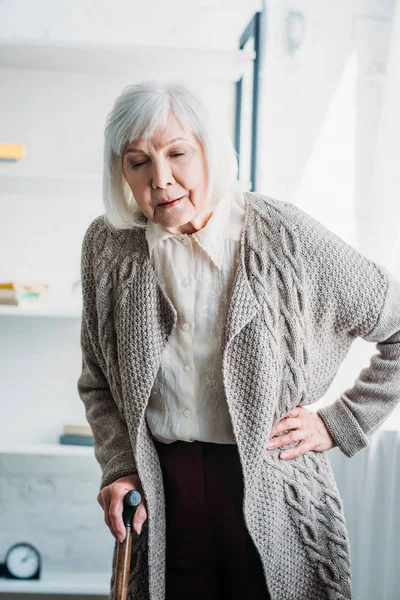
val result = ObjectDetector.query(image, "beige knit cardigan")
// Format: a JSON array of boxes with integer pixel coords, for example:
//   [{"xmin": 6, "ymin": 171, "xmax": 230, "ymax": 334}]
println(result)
[{"xmin": 77, "ymin": 191, "xmax": 400, "ymax": 600}]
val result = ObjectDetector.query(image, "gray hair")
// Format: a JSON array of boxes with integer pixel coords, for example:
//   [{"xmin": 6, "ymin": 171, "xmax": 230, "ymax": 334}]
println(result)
[{"xmin": 102, "ymin": 80, "xmax": 239, "ymax": 229}]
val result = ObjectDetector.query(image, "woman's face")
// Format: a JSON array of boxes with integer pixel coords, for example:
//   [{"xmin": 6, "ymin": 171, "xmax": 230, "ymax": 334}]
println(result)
[{"xmin": 122, "ymin": 112, "xmax": 210, "ymax": 235}]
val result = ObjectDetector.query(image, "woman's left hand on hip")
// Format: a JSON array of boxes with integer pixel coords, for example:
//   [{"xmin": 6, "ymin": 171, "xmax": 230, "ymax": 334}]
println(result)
[{"xmin": 266, "ymin": 405, "xmax": 336, "ymax": 460}]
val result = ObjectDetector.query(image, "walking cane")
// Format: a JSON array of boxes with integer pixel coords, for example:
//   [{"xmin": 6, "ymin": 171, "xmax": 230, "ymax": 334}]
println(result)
[{"xmin": 114, "ymin": 490, "xmax": 142, "ymax": 600}]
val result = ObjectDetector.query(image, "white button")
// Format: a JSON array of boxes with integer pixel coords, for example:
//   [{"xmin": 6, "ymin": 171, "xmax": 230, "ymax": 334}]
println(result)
[
  {"xmin": 182, "ymin": 238, "xmax": 189, "ymax": 246},
  {"xmin": 183, "ymin": 364, "xmax": 191, "ymax": 372},
  {"xmin": 181, "ymin": 279, "xmax": 188, "ymax": 287},
  {"xmin": 183, "ymin": 408, "xmax": 191, "ymax": 418},
  {"xmin": 182, "ymin": 322, "xmax": 190, "ymax": 331}
]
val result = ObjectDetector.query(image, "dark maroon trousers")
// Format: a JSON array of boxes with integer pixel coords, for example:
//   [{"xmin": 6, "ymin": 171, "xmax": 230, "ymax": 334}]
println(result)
[{"xmin": 153, "ymin": 438, "xmax": 271, "ymax": 600}]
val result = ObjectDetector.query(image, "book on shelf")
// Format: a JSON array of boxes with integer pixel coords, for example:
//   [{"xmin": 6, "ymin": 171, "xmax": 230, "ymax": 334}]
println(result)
[
  {"xmin": 0, "ymin": 143, "xmax": 25, "ymax": 160},
  {"xmin": 59, "ymin": 424, "xmax": 93, "ymax": 446},
  {"xmin": 0, "ymin": 290, "xmax": 40, "ymax": 306},
  {"xmin": 63, "ymin": 424, "xmax": 93, "ymax": 437},
  {"xmin": 59, "ymin": 434, "xmax": 94, "ymax": 446},
  {"xmin": 0, "ymin": 281, "xmax": 50, "ymax": 293},
  {"xmin": 0, "ymin": 281, "xmax": 50, "ymax": 306}
]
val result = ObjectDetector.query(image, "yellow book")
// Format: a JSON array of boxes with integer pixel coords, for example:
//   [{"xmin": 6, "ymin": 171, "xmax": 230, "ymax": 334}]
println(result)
[{"xmin": 0, "ymin": 143, "xmax": 25, "ymax": 160}]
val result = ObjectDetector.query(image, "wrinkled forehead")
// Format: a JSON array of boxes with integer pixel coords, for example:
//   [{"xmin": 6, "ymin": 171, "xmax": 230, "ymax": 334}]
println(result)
[
  {"xmin": 122, "ymin": 120, "xmax": 202, "ymax": 157},
  {"xmin": 125, "ymin": 135, "xmax": 194, "ymax": 153},
  {"xmin": 125, "ymin": 110, "xmax": 183, "ymax": 145}
]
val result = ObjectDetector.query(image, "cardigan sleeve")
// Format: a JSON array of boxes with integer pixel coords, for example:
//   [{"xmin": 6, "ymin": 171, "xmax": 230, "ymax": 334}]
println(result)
[
  {"xmin": 316, "ymin": 272, "xmax": 400, "ymax": 458},
  {"xmin": 77, "ymin": 220, "xmax": 138, "ymax": 490},
  {"xmin": 283, "ymin": 202, "xmax": 400, "ymax": 458}
]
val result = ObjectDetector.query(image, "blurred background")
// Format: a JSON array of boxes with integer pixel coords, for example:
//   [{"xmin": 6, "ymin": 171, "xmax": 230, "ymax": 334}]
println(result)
[{"xmin": 0, "ymin": 1, "xmax": 399, "ymax": 599}]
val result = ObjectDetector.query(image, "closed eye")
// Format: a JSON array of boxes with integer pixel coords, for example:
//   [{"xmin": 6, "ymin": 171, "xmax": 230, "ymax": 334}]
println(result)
[{"xmin": 130, "ymin": 153, "xmax": 185, "ymax": 170}]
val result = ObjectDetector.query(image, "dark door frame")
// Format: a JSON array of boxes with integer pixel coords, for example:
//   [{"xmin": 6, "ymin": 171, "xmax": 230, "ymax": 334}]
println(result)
[{"xmin": 235, "ymin": 10, "xmax": 264, "ymax": 192}]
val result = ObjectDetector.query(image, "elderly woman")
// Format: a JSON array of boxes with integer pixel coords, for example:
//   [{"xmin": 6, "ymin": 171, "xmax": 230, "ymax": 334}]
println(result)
[{"xmin": 77, "ymin": 80, "xmax": 400, "ymax": 600}]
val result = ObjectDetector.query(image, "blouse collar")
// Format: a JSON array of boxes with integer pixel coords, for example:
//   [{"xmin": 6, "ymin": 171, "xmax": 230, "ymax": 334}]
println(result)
[{"xmin": 145, "ymin": 187, "xmax": 244, "ymax": 270}]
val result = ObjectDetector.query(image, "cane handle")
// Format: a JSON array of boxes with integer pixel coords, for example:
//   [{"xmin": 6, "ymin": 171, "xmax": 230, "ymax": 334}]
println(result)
[{"xmin": 114, "ymin": 490, "xmax": 142, "ymax": 600}]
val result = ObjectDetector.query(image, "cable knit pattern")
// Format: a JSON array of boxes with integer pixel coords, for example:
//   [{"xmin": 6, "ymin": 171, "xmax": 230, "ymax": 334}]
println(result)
[
  {"xmin": 77, "ymin": 192, "xmax": 400, "ymax": 600},
  {"xmin": 246, "ymin": 198, "xmax": 309, "ymax": 420}
]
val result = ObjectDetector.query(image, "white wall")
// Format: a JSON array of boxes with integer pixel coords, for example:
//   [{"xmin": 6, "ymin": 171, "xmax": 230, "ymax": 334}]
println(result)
[
  {"xmin": 0, "ymin": 452, "xmax": 111, "ymax": 597},
  {"xmin": 257, "ymin": 0, "xmax": 395, "ymax": 246},
  {"xmin": 0, "ymin": 0, "xmax": 260, "ymax": 51}
]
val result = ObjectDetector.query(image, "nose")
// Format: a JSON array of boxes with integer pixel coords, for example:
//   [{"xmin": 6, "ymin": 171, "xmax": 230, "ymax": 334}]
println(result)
[{"xmin": 151, "ymin": 158, "xmax": 175, "ymax": 189}]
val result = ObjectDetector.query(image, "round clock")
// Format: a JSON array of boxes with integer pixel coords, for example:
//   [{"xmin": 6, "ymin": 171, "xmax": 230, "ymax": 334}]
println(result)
[{"xmin": 0, "ymin": 542, "xmax": 41, "ymax": 580}]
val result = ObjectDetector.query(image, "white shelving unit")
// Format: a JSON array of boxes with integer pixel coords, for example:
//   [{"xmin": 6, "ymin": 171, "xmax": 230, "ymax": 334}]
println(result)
[
  {"xmin": 0, "ymin": 443, "xmax": 93, "ymax": 456},
  {"xmin": 0, "ymin": 572, "xmax": 109, "ymax": 596},
  {"xmin": 0, "ymin": 168, "xmax": 102, "ymax": 196},
  {"xmin": 0, "ymin": 34, "xmax": 254, "ymax": 597},
  {"xmin": 0, "ymin": 38, "xmax": 254, "ymax": 79},
  {"xmin": 0, "ymin": 304, "xmax": 81, "ymax": 318}
]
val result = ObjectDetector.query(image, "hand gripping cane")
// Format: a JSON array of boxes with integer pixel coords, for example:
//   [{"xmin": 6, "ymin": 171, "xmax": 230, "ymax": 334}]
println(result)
[{"xmin": 114, "ymin": 490, "xmax": 142, "ymax": 600}]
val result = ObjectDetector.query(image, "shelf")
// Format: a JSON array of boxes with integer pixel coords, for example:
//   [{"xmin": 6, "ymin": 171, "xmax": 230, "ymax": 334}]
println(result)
[
  {"xmin": 0, "ymin": 305, "xmax": 82, "ymax": 318},
  {"xmin": 0, "ymin": 38, "xmax": 255, "ymax": 81},
  {"xmin": 0, "ymin": 571, "xmax": 109, "ymax": 595},
  {"xmin": 0, "ymin": 169, "xmax": 102, "ymax": 196},
  {"xmin": 0, "ymin": 443, "xmax": 94, "ymax": 456}
]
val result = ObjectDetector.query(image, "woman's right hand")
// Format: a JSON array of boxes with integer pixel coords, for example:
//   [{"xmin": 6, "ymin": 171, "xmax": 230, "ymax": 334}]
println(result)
[{"xmin": 97, "ymin": 474, "xmax": 147, "ymax": 542}]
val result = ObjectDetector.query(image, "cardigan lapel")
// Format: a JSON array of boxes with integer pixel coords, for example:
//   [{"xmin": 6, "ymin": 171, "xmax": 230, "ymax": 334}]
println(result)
[
  {"xmin": 222, "ymin": 192, "xmax": 262, "ymax": 352},
  {"xmin": 114, "ymin": 252, "xmax": 177, "ymax": 431}
]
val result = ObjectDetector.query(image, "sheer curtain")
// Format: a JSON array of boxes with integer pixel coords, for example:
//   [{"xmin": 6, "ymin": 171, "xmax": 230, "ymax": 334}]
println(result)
[
  {"xmin": 369, "ymin": 3, "xmax": 400, "ymax": 276},
  {"xmin": 328, "ymin": 8, "xmax": 400, "ymax": 599},
  {"xmin": 329, "ymin": 429, "xmax": 400, "ymax": 600}
]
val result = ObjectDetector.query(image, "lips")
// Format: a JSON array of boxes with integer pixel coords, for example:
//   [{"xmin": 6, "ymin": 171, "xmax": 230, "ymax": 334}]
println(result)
[
  {"xmin": 159, "ymin": 196, "xmax": 183, "ymax": 205},
  {"xmin": 158, "ymin": 196, "xmax": 184, "ymax": 206}
]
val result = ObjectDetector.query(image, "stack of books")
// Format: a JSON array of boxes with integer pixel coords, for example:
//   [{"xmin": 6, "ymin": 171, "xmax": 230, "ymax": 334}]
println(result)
[
  {"xmin": 0, "ymin": 281, "xmax": 50, "ymax": 306},
  {"xmin": 59, "ymin": 424, "xmax": 94, "ymax": 446}
]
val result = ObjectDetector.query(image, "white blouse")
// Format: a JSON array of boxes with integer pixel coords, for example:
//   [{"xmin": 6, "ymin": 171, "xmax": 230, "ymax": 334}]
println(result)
[{"xmin": 144, "ymin": 186, "xmax": 246, "ymax": 445}]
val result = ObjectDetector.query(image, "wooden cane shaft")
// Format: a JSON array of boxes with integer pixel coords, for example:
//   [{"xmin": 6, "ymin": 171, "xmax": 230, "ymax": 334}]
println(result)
[{"xmin": 115, "ymin": 526, "xmax": 133, "ymax": 600}]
